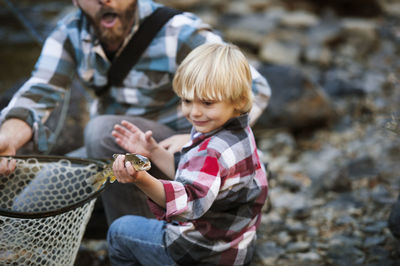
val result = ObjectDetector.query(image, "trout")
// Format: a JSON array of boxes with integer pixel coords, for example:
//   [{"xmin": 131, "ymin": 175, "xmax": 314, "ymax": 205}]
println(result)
[{"xmin": 89, "ymin": 153, "xmax": 151, "ymax": 191}]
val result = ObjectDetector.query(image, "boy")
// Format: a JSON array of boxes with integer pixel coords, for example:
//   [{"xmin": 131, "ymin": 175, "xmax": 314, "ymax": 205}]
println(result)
[{"xmin": 108, "ymin": 43, "xmax": 268, "ymax": 265}]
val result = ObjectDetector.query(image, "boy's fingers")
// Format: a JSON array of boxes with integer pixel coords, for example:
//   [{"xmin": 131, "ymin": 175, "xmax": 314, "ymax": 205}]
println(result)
[
  {"xmin": 144, "ymin": 130, "xmax": 153, "ymax": 141},
  {"xmin": 114, "ymin": 125, "xmax": 130, "ymax": 137},
  {"xmin": 121, "ymin": 120, "xmax": 141, "ymax": 133}
]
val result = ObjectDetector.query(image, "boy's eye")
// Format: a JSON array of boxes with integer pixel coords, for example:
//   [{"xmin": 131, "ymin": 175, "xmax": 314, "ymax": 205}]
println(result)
[
  {"xmin": 182, "ymin": 99, "xmax": 192, "ymax": 104},
  {"xmin": 202, "ymin": 101, "xmax": 214, "ymax": 106}
]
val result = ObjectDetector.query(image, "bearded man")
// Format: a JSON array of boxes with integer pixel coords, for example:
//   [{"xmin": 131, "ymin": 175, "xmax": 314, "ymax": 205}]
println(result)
[{"xmin": 0, "ymin": 0, "xmax": 271, "ymax": 226}]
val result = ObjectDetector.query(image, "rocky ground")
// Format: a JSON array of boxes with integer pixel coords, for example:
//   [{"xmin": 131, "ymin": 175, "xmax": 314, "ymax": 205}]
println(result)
[{"xmin": 1, "ymin": 0, "xmax": 400, "ymax": 265}]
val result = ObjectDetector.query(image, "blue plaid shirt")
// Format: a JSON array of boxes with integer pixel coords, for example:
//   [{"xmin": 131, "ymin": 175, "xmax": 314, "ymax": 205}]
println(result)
[{"xmin": 0, "ymin": 0, "xmax": 271, "ymax": 152}]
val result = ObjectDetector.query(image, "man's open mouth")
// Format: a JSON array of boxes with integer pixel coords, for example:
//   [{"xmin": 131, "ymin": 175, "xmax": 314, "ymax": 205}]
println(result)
[{"xmin": 101, "ymin": 12, "xmax": 118, "ymax": 28}]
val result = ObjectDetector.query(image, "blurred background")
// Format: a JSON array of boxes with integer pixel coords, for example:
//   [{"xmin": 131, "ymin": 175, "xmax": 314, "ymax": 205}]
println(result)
[{"xmin": 1, "ymin": 0, "xmax": 400, "ymax": 265}]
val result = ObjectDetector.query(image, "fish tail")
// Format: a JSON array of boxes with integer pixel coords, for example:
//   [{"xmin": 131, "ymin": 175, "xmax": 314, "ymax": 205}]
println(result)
[{"xmin": 89, "ymin": 168, "xmax": 112, "ymax": 190}]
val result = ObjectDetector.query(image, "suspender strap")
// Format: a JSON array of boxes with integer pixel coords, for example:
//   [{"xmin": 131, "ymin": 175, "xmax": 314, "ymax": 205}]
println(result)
[{"xmin": 94, "ymin": 6, "xmax": 182, "ymax": 96}]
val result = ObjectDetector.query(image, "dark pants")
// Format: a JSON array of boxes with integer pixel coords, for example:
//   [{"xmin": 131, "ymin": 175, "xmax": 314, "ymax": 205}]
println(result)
[{"xmin": 74, "ymin": 115, "xmax": 188, "ymax": 226}]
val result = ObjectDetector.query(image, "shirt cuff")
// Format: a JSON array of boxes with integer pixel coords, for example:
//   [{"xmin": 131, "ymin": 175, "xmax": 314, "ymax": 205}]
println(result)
[
  {"xmin": 147, "ymin": 197, "xmax": 167, "ymax": 220},
  {"xmin": 4, "ymin": 107, "xmax": 35, "ymax": 127},
  {"xmin": 4, "ymin": 107, "xmax": 50, "ymax": 152}
]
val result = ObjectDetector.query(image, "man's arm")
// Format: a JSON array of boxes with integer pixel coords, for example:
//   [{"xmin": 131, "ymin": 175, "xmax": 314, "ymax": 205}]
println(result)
[
  {"xmin": 0, "ymin": 118, "xmax": 33, "ymax": 155},
  {"xmin": 0, "ymin": 17, "xmax": 76, "ymax": 153}
]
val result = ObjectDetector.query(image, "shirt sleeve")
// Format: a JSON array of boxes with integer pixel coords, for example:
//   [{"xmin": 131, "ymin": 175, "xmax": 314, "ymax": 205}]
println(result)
[
  {"xmin": 149, "ymin": 149, "xmax": 222, "ymax": 221},
  {"xmin": 249, "ymin": 65, "xmax": 271, "ymax": 126},
  {"xmin": 0, "ymin": 22, "xmax": 76, "ymax": 152}
]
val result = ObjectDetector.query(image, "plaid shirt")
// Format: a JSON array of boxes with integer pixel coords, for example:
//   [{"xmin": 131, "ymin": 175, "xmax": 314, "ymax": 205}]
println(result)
[
  {"xmin": 0, "ymin": 0, "xmax": 270, "ymax": 152},
  {"xmin": 149, "ymin": 114, "xmax": 268, "ymax": 265}
]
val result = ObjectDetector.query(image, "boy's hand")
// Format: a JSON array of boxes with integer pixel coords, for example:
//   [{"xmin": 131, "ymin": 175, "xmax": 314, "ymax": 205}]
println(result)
[
  {"xmin": 112, "ymin": 155, "xmax": 139, "ymax": 183},
  {"xmin": 112, "ymin": 120, "xmax": 158, "ymax": 158}
]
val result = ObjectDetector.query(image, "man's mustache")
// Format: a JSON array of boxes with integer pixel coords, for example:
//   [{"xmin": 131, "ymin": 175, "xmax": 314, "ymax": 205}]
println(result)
[{"xmin": 95, "ymin": 7, "xmax": 119, "ymax": 21}]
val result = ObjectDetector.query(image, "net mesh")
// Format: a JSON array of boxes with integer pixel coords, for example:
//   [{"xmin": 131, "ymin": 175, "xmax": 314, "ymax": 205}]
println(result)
[{"xmin": 0, "ymin": 156, "xmax": 103, "ymax": 266}]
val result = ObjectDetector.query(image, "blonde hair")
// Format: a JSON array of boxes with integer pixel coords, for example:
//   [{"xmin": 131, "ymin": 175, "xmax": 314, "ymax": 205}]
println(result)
[{"xmin": 173, "ymin": 43, "xmax": 253, "ymax": 113}]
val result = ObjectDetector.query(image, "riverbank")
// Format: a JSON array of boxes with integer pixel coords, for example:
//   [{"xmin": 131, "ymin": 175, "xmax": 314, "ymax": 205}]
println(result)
[{"xmin": 1, "ymin": 0, "xmax": 399, "ymax": 265}]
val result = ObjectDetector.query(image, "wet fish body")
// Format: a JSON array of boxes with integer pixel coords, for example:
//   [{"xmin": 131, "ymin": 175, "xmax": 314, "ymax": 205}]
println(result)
[{"xmin": 89, "ymin": 153, "xmax": 151, "ymax": 190}]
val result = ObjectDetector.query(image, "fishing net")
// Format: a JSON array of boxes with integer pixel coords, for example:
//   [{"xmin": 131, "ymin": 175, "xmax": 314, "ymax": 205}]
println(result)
[{"xmin": 0, "ymin": 155, "xmax": 106, "ymax": 266}]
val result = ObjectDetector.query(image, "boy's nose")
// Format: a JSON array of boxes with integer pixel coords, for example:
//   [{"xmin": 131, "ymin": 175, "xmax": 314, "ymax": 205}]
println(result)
[{"xmin": 190, "ymin": 104, "xmax": 202, "ymax": 117}]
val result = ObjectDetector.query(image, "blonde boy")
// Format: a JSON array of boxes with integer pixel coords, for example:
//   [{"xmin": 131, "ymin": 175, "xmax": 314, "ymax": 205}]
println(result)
[{"xmin": 108, "ymin": 43, "xmax": 268, "ymax": 265}]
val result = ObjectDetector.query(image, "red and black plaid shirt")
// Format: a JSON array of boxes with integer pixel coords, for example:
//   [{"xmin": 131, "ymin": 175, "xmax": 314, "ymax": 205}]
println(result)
[{"xmin": 149, "ymin": 114, "xmax": 268, "ymax": 265}]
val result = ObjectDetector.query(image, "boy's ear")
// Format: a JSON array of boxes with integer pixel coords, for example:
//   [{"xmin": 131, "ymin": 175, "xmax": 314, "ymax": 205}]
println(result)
[
  {"xmin": 234, "ymin": 101, "xmax": 245, "ymax": 113},
  {"xmin": 72, "ymin": 0, "xmax": 78, "ymax": 6}
]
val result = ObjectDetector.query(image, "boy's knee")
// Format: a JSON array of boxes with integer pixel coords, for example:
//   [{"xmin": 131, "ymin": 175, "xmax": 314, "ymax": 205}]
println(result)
[
  {"xmin": 107, "ymin": 215, "xmax": 141, "ymax": 245},
  {"xmin": 107, "ymin": 216, "xmax": 122, "ymax": 242}
]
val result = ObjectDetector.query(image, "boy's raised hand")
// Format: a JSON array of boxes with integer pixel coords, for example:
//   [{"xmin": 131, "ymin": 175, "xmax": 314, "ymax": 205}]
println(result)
[{"xmin": 112, "ymin": 120, "xmax": 158, "ymax": 158}]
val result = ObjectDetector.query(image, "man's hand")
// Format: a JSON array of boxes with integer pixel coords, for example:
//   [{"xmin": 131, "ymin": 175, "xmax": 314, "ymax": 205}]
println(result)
[
  {"xmin": 0, "ymin": 157, "xmax": 16, "ymax": 175},
  {"xmin": 0, "ymin": 134, "xmax": 17, "ymax": 174},
  {"xmin": 159, "ymin": 134, "xmax": 190, "ymax": 154},
  {"xmin": 0, "ymin": 118, "xmax": 33, "ymax": 174}
]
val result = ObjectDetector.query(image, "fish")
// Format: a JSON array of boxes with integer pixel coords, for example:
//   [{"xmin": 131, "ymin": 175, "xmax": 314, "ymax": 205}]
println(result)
[{"xmin": 88, "ymin": 153, "xmax": 151, "ymax": 191}]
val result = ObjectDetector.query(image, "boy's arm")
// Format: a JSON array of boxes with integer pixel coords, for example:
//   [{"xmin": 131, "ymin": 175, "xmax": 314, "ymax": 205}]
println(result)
[
  {"xmin": 149, "ymin": 145, "xmax": 176, "ymax": 180},
  {"xmin": 134, "ymin": 171, "xmax": 166, "ymax": 208},
  {"xmin": 113, "ymin": 155, "xmax": 166, "ymax": 208}
]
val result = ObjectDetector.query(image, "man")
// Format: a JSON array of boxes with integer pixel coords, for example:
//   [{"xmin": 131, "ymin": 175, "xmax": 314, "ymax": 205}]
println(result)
[{"xmin": 0, "ymin": 0, "xmax": 271, "ymax": 225}]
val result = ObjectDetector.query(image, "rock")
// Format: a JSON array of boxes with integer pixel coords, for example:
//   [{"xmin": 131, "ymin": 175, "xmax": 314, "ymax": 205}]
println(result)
[
  {"xmin": 157, "ymin": 0, "xmax": 202, "ymax": 10},
  {"xmin": 378, "ymin": 0, "xmax": 400, "ymax": 16},
  {"xmin": 280, "ymin": 11, "xmax": 319, "ymax": 28},
  {"xmin": 219, "ymin": 10, "xmax": 282, "ymax": 48},
  {"xmin": 388, "ymin": 194, "xmax": 400, "ymax": 239},
  {"xmin": 255, "ymin": 241, "xmax": 284, "ymax": 265},
  {"xmin": 259, "ymin": 36, "xmax": 302, "ymax": 65},
  {"xmin": 307, "ymin": 0, "xmax": 383, "ymax": 17},
  {"xmin": 255, "ymin": 64, "xmax": 336, "ymax": 132},
  {"xmin": 345, "ymin": 156, "xmax": 378, "ymax": 180},
  {"xmin": 363, "ymin": 235, "xmax": 387, "ymax": 248},
  {"xmin": 286, "ymin": 241, "xmax": 310, "ymax": 253},
  {"xmin": 322, "ymin": 70, "xmax": 366, "ymax": 97},
  {"xmin": 304, "ymin": 44, "xmax": 332, "ymax": 66}
]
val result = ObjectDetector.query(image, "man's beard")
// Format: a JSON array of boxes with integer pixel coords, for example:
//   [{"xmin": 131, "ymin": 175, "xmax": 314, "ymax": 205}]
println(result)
[{"xmin": 83, "ymin": 3, "xmax": 136, "ymax": 52}]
